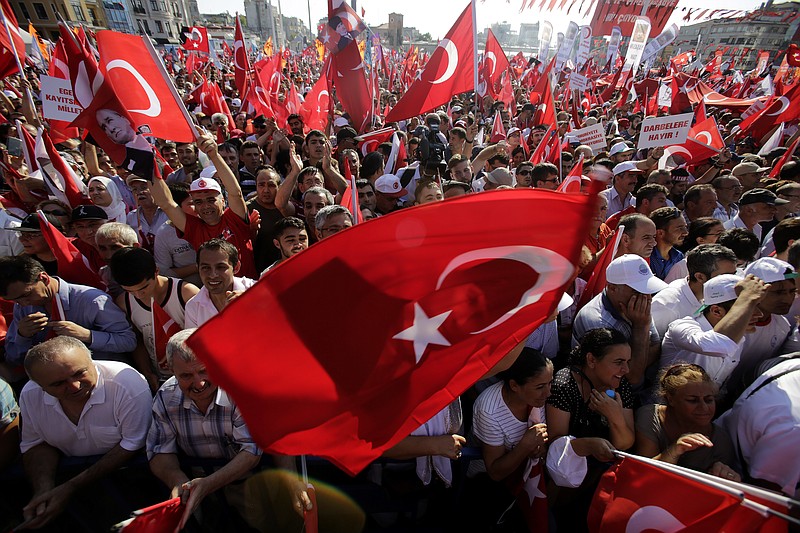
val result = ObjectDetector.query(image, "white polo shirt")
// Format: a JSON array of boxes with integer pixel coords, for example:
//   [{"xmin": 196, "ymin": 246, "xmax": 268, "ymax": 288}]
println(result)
[
  {"xmin": 661, "ymin": 315, "xmax": 743, "ymax": 387},
  {"xmin": 185, "ymin": 276, "xmax": 257, "ymax": 329},
  {"xmin": 723, "ymin": 215, "xmax": 762, "ymax": 241},
  {"xmin": 651, "ymin": 278, "xmax": 701, "ymax": 339},
  {"xmin": 719, "ymin": 358, "xmax": 800, "ymax": 496},
  {"xmin": 19, "ymin": 361, "xmax": 152, "ymax": 456}
]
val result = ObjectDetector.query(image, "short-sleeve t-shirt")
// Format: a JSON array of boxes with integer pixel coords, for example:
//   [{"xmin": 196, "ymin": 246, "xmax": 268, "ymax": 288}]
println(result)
[
  {"xmin": 547, "ymin": 367, "xmax": 635, "ymax": 442},
  {"xmin": 181, "ymin": 209, "xmax": 256, "ymax": 279}
]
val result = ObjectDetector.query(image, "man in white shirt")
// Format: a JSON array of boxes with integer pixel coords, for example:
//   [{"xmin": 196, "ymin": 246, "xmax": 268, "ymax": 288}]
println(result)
[
  {"xmin": 18, "ymin": 336, "xmax": 152, "ymax": 529},
  {"xmin": 185, "ymin": 238, "xmax": 256, "ymax": 328},
  {"xmin": 652, "ymin": 244, "xmax": 738, "ymax": 338},
  {"xmin": 600, "ymin": 162, "xmax": 643, "ymax": 217},
  {"xmin": 660, "ymin": 274, "xmax": 768, "ymax": 390},
  {"xmin": 723, "ymin": 188, "xmax": 787, "ymax": 242}
]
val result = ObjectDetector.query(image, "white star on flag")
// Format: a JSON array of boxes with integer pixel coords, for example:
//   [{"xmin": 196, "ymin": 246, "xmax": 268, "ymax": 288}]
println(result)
[
  {"xmin": 524, "ymin": 473, "xmax": 546, "ymax": 505},
  {"xmin": 393, "ymin": 302, "xmax": 451, "ymax": 363}
]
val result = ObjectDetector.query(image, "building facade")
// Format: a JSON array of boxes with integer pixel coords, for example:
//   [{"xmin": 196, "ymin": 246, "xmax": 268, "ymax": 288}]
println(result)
[
  {"xmin": 243, "ymin": 0, "xmax": 284, "ymax": 46},
  {"xmin": 675, "ymin": 1, "xmax": 800, "ymax": 71}
]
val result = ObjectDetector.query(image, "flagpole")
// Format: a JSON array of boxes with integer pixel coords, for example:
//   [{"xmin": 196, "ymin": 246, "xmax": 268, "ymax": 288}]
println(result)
[
  {"xmin": 471, "ymin": 0, "xmax": 479, "ymax": 113},
  {"xmin": 0, "ymin": 7, "xmax": 34, "ymax": 107}
]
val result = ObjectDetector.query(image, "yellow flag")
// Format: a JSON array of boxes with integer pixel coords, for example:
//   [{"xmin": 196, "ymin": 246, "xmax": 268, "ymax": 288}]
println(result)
[
  {"xmin": 28, "ymin": 23, "xmax": 50, "ymax": 61},
  {"xmin": 358, "ymin": 39, "xmax": 366, "ymax": 59},
  {"xmin": 263, "ymin": 36, "xmax": 273, "ymax": 57},
  {"xmin": 314, "ymin": 39, "xmax": 324, "ymax": 62}
]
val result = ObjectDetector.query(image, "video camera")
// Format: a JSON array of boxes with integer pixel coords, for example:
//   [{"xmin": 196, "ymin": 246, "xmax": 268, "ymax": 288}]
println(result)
[{"xmin": 415, "ymin": 115, "xmax": 448, "ymax": 177}]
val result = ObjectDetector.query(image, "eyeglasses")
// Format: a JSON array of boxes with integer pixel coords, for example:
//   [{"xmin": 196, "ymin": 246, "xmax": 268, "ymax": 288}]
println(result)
[
  {"xmin": 42, "ymin": 209, "xmax": 68, "ymax": 217},
  {"xmin": 17, "ymin": 231, "xmax": 42, "ymax": 239},
  {"xmin": 542, "ymin": 178, "xmax": 559, "ymax": 183},
  {"xmin": 517, "ymin": 170, "xmax": 532, "ymax": 176}
]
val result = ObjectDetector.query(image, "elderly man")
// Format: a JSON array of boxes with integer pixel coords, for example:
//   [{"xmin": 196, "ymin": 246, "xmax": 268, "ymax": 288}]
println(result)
[
  {"xmin": 712, "ymin": 175, "xmax": 742, "ymax": 223},
  {"xmin": 1, "ymin": 256, "xmax": 136, "ymax": 370},
  {"xmin": 615, "ymin": 213, "xmax": 658, "ymax": 259},
  {"xmin": 682, "ymin": 184, "xmax": 718, "ymax": 223},
  {"xmin": 148, "ymin": 329, "xmax": 311, "ymax": 530},
  {"xmin": 731, "ymin": 161, "xmax": 770, "ymax": 192},
  {"xmin": 18, "ymin": 336, "xmax": 151, "ymax": 529},
  {"xmin": 572, "ymin": 254, "xmax": 668, "ymax": 386},
  {"xmin": 723, "ymin": 188, "xmax": 787, "ymax": 241},
  {"xmin": 315, "ymin": 205, "xmax": 353, "ymax": 241}
]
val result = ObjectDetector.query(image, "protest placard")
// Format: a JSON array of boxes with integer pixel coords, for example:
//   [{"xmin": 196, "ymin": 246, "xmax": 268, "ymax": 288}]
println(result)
[
  {"xmin": 572, "ymin": 123, "xmax": 607, "ymax": 152},
  {"xmin": 40, "ymin": 75, "xmax": 81, "ymax": 123},
  {"xmin": 638, "ymin": 112, "xmax": 693, "ymax": 150}
]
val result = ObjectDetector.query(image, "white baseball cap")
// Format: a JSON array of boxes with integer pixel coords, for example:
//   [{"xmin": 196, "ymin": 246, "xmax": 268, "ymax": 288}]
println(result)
[
  {"xmin": 743, "ymin": 257, "xmax": 799, "ymax": 283},
  {"xmin": 374, "ymin": 173, "xmax": 407, "ymax": 198},
  {"xmin": 333, "ymin": 116, "xmax": 350, "ymax": 127},
  {"xmin": 609, "ymin": 141, "xmax": 636, "ymax": 157},
  {"xmin": 190, "ymin": 177, "xmax": 222, "ymax": 194},
  {"xmin": 606, "ymin": 254, "xmax": 668, "ymax": 294},
  {"xmin": 199, "ymin": 165, "xmax": 218, "ymax": 179},
  {"xmin": 696, "ymin": 273, "xmax": 743, "ymax": 314},
  {"xmin": 612, "ymin": 161, "xmax": 644, "ymax": 176}
]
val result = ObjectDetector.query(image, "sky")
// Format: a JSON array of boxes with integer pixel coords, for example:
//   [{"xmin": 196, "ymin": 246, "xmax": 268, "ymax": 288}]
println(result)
[{"xmin": 197, "ymin": 0, "xmax": 770, "ymax": 39}]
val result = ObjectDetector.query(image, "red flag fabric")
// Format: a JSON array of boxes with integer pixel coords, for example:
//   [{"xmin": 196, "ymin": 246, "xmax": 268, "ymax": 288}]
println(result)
[
  {"xmin": 45, "ymin": 291, "xmax": 66, "ymax": 340},
  {"xmin": 299, "ymin": 64, "xmax": 331, "ymax": 132},
  {"xmin": 233, "ymin": 16, "xmax": 251, "ymax": 99},
  {"xmin": 60, "ymin": 24, "xmax": 157, "ymax": 182},
  {"xmin": 787, "ymin": 43, "xmax": 800, "ymax": 67},
  {"xmin": 0, "ymin": 0, "xmax": 26, "ymax": 78},
  {"xmin": 331, "ymin": 40, "xmax": 372, "ymax": 132},
  {"xmin": 357, "ymin": 127, "xmax": 395, "ymax": 156},
  {"xmin": 557, "ymin": 154, "xmax": 584, "ymax": 193},
  {"xmin": 97, "ymin": 31, "xmax": 195, "ymax": 144},
  {"xmin": 664, "ymin": 116, "xmax": 725, "ymax": 165},
  {"xmin": 769, "ymin": 136, "xmax": 800, "ymax": 180},
  {"xmin": 385, "ymin": 3, "xmax": 474, "ymax": 123},
  {"xmin": 151, "ymin": 299, "xmax": 182, "ymax": 374},
  {"xmin": 529, "ymin": 125, "xmax": 560, "ymax": 165},
  {"xmin": 588, "ymin": 457, "xmax": 743, "ymax": 532},
  {"xmin": 694, "ymin": 100, "xmax": 707, "ymax": 123},
  {"xmin": 480, "ymin": 29, "xmax": 511, "ymax": 97},
  {"xmin": 118, "ymin": 497, "xmax": 184, "ymax": 532},
  {"xmin": 577, "ymin": 227, "xmax": 623, "ymax": 308},
  {"xmin": 532, "ymin": 79, "xmax": 556, "ymax": 127},
  {"xmin": 37, "ymin": 210, "xmax": 105, "ymax": 290},
  {"xmin": 338, "ymin": 159, "xmax": 363, "ymax": 224},
  {"xmin": 46, "ymin": 41, "xmax": 81, "ymax": 142},
  {"xmin": 505, "ymin": 459, "xmax": 548, "ymax": 531},
  {"xmin": 385, "ymin": 132, "xmax": 408, "ymax": 176},
  {"xmin": 599, "ymin": 65, "xmax": 623, "ymax": 102},
  {"xmin": 180, "ymin": 26, "xmax": 210, "ymax": 55},
  {"xmin": 489, "ymin": 110, "xmax": 506, "ymax": 142},
  {"xmin": 35, "ymin": 129, "xmax": 89, "ymax": 208},
  {"xmin": 185, "ymin": 188, "xmax": 599, "ymax": 475},
  {"xmin": 738, "ymin": 82, "xmax": 800, "ymax": 140},
  {"xmin": 319, "ymin": 0, "xmax": 366, "ymax": 55},
  {"xmin": 17, "ymin": 120, "xmax": 38, "ymax": 173}
]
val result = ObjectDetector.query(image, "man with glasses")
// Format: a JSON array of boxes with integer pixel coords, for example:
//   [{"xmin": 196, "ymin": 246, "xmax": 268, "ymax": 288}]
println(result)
[
  {"xmin": 0, "ymin": 255, "xmax": 136, "ymax": 371},
  {"xmin": 650, "ymin": 207, "xmax": 690, "ymax": 281},
  {"xmin": 151, "ymin": 132, "xmax": 257, "ymax": 279},
  {"xmin": 723, "ymin": 188, "xmax": 788, "ymax": 242},
  {"xmin": 531, "ymin": 163, "xmax": 560, "ymax": 190},
  {"xmin": 712, "ymin": 175, "xmax": 743, "ymax": 223},
  {"xmin": 315, "ymin": 205, "xmax": 353, "ymax": 241},
  {"xmin": 731, "ymin": 162, "xmax": 770, "ymax": 193},
  {"xmin": 514, "ymin": 162, "xmax": 534, "ymax": 188}
]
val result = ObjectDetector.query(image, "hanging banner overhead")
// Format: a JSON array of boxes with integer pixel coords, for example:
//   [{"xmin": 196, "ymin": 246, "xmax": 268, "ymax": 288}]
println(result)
[
  {"xmin": 576, "ymin": 26, "xmax": 592, "ymax": 69},
  {"xmin": 538, "ymin": 21, "xmax": 553, "ymax": 63},
  {"xmin": 623, "ymin": 17, "xmax": 652, "ymax": 75},
  {"xmin": 590, "ymin": 0, "xmax": 678, "ymax": 37},
  {"xmin": 556, "ymin": 22, "xmax": 579, "ymax": 69},
  {"xmin": 641, "ymin": 23, "xmax": 679, "ymax": 63}
]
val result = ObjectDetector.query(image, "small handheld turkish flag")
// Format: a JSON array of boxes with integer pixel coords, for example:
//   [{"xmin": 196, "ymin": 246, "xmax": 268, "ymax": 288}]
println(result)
[
  {"xmin": 186, "ymin": 187, "xmax": 602, "ymax": 475},
  {"xmin": 180, "ymin": 26, "xmax": 209, "ymax": 55}
]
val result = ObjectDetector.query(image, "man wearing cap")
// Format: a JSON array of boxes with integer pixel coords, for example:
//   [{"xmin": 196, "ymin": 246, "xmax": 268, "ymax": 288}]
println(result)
[
  {"xmin": 374, "ymin": 174, "xmax": 407, "ymax": 214},
  {"xmin": 126, "ymin": 176, "xmax": 168, "ymax": 252},
  {"xmin": 1, "ymin": 255, "xmax": 137, "ymax": 369},
  {"xmin": 601, "ymin": 162, "xmax": 644, "ymax": 217},
  {"xmin": 651, "ymin": 244, "xmax": 738, "ymax": 338},
  {"xmin": 732, "ymin": 162, "xmax": 770, "ymax": 192},
  {"xmin": 650, "ymin": 207, "xmax": 689, "ymax": 280},
  {"xmin": 16, "ymin": 213, "xmax": 59, "ymax": 274},
  {"xmin": 731, "ymin": 258, "xmax": 800, "ymax": 395},
  {"xmin": 151, "ymin": 131, "xmax": 257, "ymax": 279},
  {"xmin": 723, "ymin": 188, "xmax": 787, "ymax": 241},
  {"xmin": 335, "ymin": 127, "xmax": 359, "ymax": 156},
  {"xmin": 660, "ymin": 274, "xmax": 768, "ymax": 389},
  {"xmin": 572, "ymin": 254, "xmax": 668, "ymax": 386},
  {"xmin": 484, "ymin": 168, "xmax": 514, "ymax": 190},
  {"xmin": 712, "ymin": 175, "xmax": 743, "ymax": 223},
  {"xmin": 608, "ymin": 142, "xmax": 636, "ymax": 164},
  {"xmin": 71, "ymin": 205, "xmax": 109, "ymax": 271}
]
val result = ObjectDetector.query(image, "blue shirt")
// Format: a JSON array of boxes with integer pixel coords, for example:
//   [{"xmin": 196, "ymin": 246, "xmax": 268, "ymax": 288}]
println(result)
[
  {"xmin": 5, "ymin": 278, "xmax": 136, "ymax": 366},
  {"xmin": 650, "ymin": 247, "xmax": 685, "ymax": 281}
]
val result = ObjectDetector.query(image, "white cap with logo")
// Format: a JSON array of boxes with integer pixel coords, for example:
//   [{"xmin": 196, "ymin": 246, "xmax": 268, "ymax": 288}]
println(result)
[
  {"xmin": 190, "ymin": 177, "xmax": 222, "ymax": 194},
  {"xmin": 696, "ymin": 273, "xmax": 743, "ymax": 315},
  {"xmin": 605, "ymin": 254, "xmax": 668, "ymax": 294}
]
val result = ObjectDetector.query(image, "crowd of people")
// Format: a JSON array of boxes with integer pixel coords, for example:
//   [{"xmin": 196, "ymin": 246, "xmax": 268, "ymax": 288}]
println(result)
[{"xmin": 0, "ymin": 24, "xmax": 798, "ymax": 532}]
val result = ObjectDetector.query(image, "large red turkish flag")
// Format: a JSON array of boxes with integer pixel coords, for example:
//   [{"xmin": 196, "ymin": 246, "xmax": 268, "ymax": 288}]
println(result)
[
  {"xmin": 299, "ymin": 61, "xmax": 331, "ymax": 132},
  {"xmin": 331, "ymin": 40, "xmax": 372, "ymax": 132},
  {"xmin": 233, "ymin": 17, "xmax": 251, "ymax": 98},
  {"xmin": 663, "ymin": 116, "xmax": 725, "ymax": 165},
  {"xmin": 97, "ymin": 31, "xmax": 195, "ymax": 143},
  {"xmin": 479, "ymin": 29, "xmax": 510, "ymax": 98},
  {"xmin": 529, "ymin": 125, "xmax": 560, "ymax": 165},
  {"xmin": 34, "ymin": 129, "xmax": 89, "ymax": 208},
  {"xmin": 37, "ymin": 211, "xmax": 105, "ymax": 290},
  {"xmin": 589, "ymin": 457, "xmax": 742, "ymax": 532},
  {"xmin": 738, "ymin": 82, "xmax": 800, "ymax": 141},
  {"xmin": 0, "ymin": 0, "xmax": 26, "ymax": 78},
  {"xmin": 186, "ymin": 188, "xmax": 600, "ymax": 475},
  {"xmin": 385, "ymin": 3, "xmax": 474, "ymax": 123}
]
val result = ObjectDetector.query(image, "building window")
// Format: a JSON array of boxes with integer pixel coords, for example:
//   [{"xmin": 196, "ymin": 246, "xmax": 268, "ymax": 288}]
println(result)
[
  {"xmin": 166, "ymin": 21, "xmax": 172, "ymax": 36},
  {"xmin": 19, "ymin": 3, "xmax": 31, "ymax": 19},
  {"xmin": 71, "ymin": 3, "xmax": 86, "ymax": 21},
  {"xmin": 132, "ymin": 0, "xmax": 144, "ymax": 13},
  {"xmin": 150, "ymin": 0, "xmax": 157, "ymax": 10},
  {"xmin": 33, "ymin": 2, "xmax": 47, "ymax": 18},
  {"xmin": 160, "ymin": 1, "xmax": 165, "ymax": 11},
  {"xmin": 88, "ymin": 7, "xmax": 98, "ymax": 24},
  {"xmin": 155, "ymin": 19, "xmax": 162, "ymax": 32}
]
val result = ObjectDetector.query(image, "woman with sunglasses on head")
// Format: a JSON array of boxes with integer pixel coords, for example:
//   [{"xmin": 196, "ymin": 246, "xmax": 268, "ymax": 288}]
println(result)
[{"xmin": 635, "ymin": 363, "xmax": 740, "ymax": 481}]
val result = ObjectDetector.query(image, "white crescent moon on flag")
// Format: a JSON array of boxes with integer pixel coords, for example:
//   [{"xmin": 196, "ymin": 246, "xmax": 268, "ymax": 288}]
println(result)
[
  {"xmin": 694, "ymin": 131, "xmax": 712, "ymax": 145},
  {"xmin": 255, "ymin": 86, "xmax": 270, "ymax": 108},
  {"xmin": 105, "ymin": 59, "xmax": 161, "ymax": 117},
  {"xmin": 625, "ymin": 506, "xmax": 685, "ymax": 533},
  {"xmin": 485, "ymin": 51, "xmax": 497, "ymax": 77},
  {"xmin": 682, "ymin": 79, "xmax": 699, "ymax": 94},
  {"xmin": 54, "ymin": 58, "xmax": 69, "ymax": 79},
  {"xmin": 661, "ymin": 145, "xmax": 694, "ymax": 166},
  {"xmin": 191, "ymin": 27, "xmax": 203, "ymax": 43},
  {"xmin": 233, "ymin": 41, "xmax": 246, "ymax": 70},
  {"xmin": 430, "ymin": 39, "xmax": 458, "ymax": 85},
  {"xmin": 767, "ymin": 96, "xmax": 790, "ymax": 117},
  {"xmin": 341, "ymin": 11, "xmax": 360, "ymax": 31},
  {"xmin": 73, "ymin": 61, "xmax": 104, "ymax": 109},
  {"xmin": 435, "ymin": 245, "xmax": 573, "ymax": 334},
  {"xmin": 317, "ymin": 89, "xmax": 329, "ymax": 107}
]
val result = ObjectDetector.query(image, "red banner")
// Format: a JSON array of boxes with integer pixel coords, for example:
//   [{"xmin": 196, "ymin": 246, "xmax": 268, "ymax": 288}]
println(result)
[{"xmin": 590, "ymin": 0, "xmax": 678, "ymax": 36}]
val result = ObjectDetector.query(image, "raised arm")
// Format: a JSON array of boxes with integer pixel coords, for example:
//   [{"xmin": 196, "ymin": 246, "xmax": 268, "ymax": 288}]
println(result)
[
  {"xmin": 196, "ymin": 132, "xmax": 248, "ymax": 222},
  {"xmin": 274, "ymin": 143, "xmax": 301, "ymax": 217}
]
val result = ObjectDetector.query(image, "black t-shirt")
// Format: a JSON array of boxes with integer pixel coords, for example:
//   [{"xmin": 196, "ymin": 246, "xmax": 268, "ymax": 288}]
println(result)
[{"xmin": 247, "ymin": 199, "xmax": 284, "ymax": 272}]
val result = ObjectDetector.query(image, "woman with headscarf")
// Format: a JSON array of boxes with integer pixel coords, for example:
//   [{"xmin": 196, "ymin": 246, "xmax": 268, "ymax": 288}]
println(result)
[{"xmin": 88, "ymin": 176, "xmax": 127, "ymax": 223}]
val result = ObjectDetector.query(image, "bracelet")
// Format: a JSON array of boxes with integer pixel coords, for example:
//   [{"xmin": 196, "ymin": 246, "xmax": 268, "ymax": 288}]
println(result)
[{"xmin": 466, "ymin": 138, "xmax": 474, "ymax": 143}]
